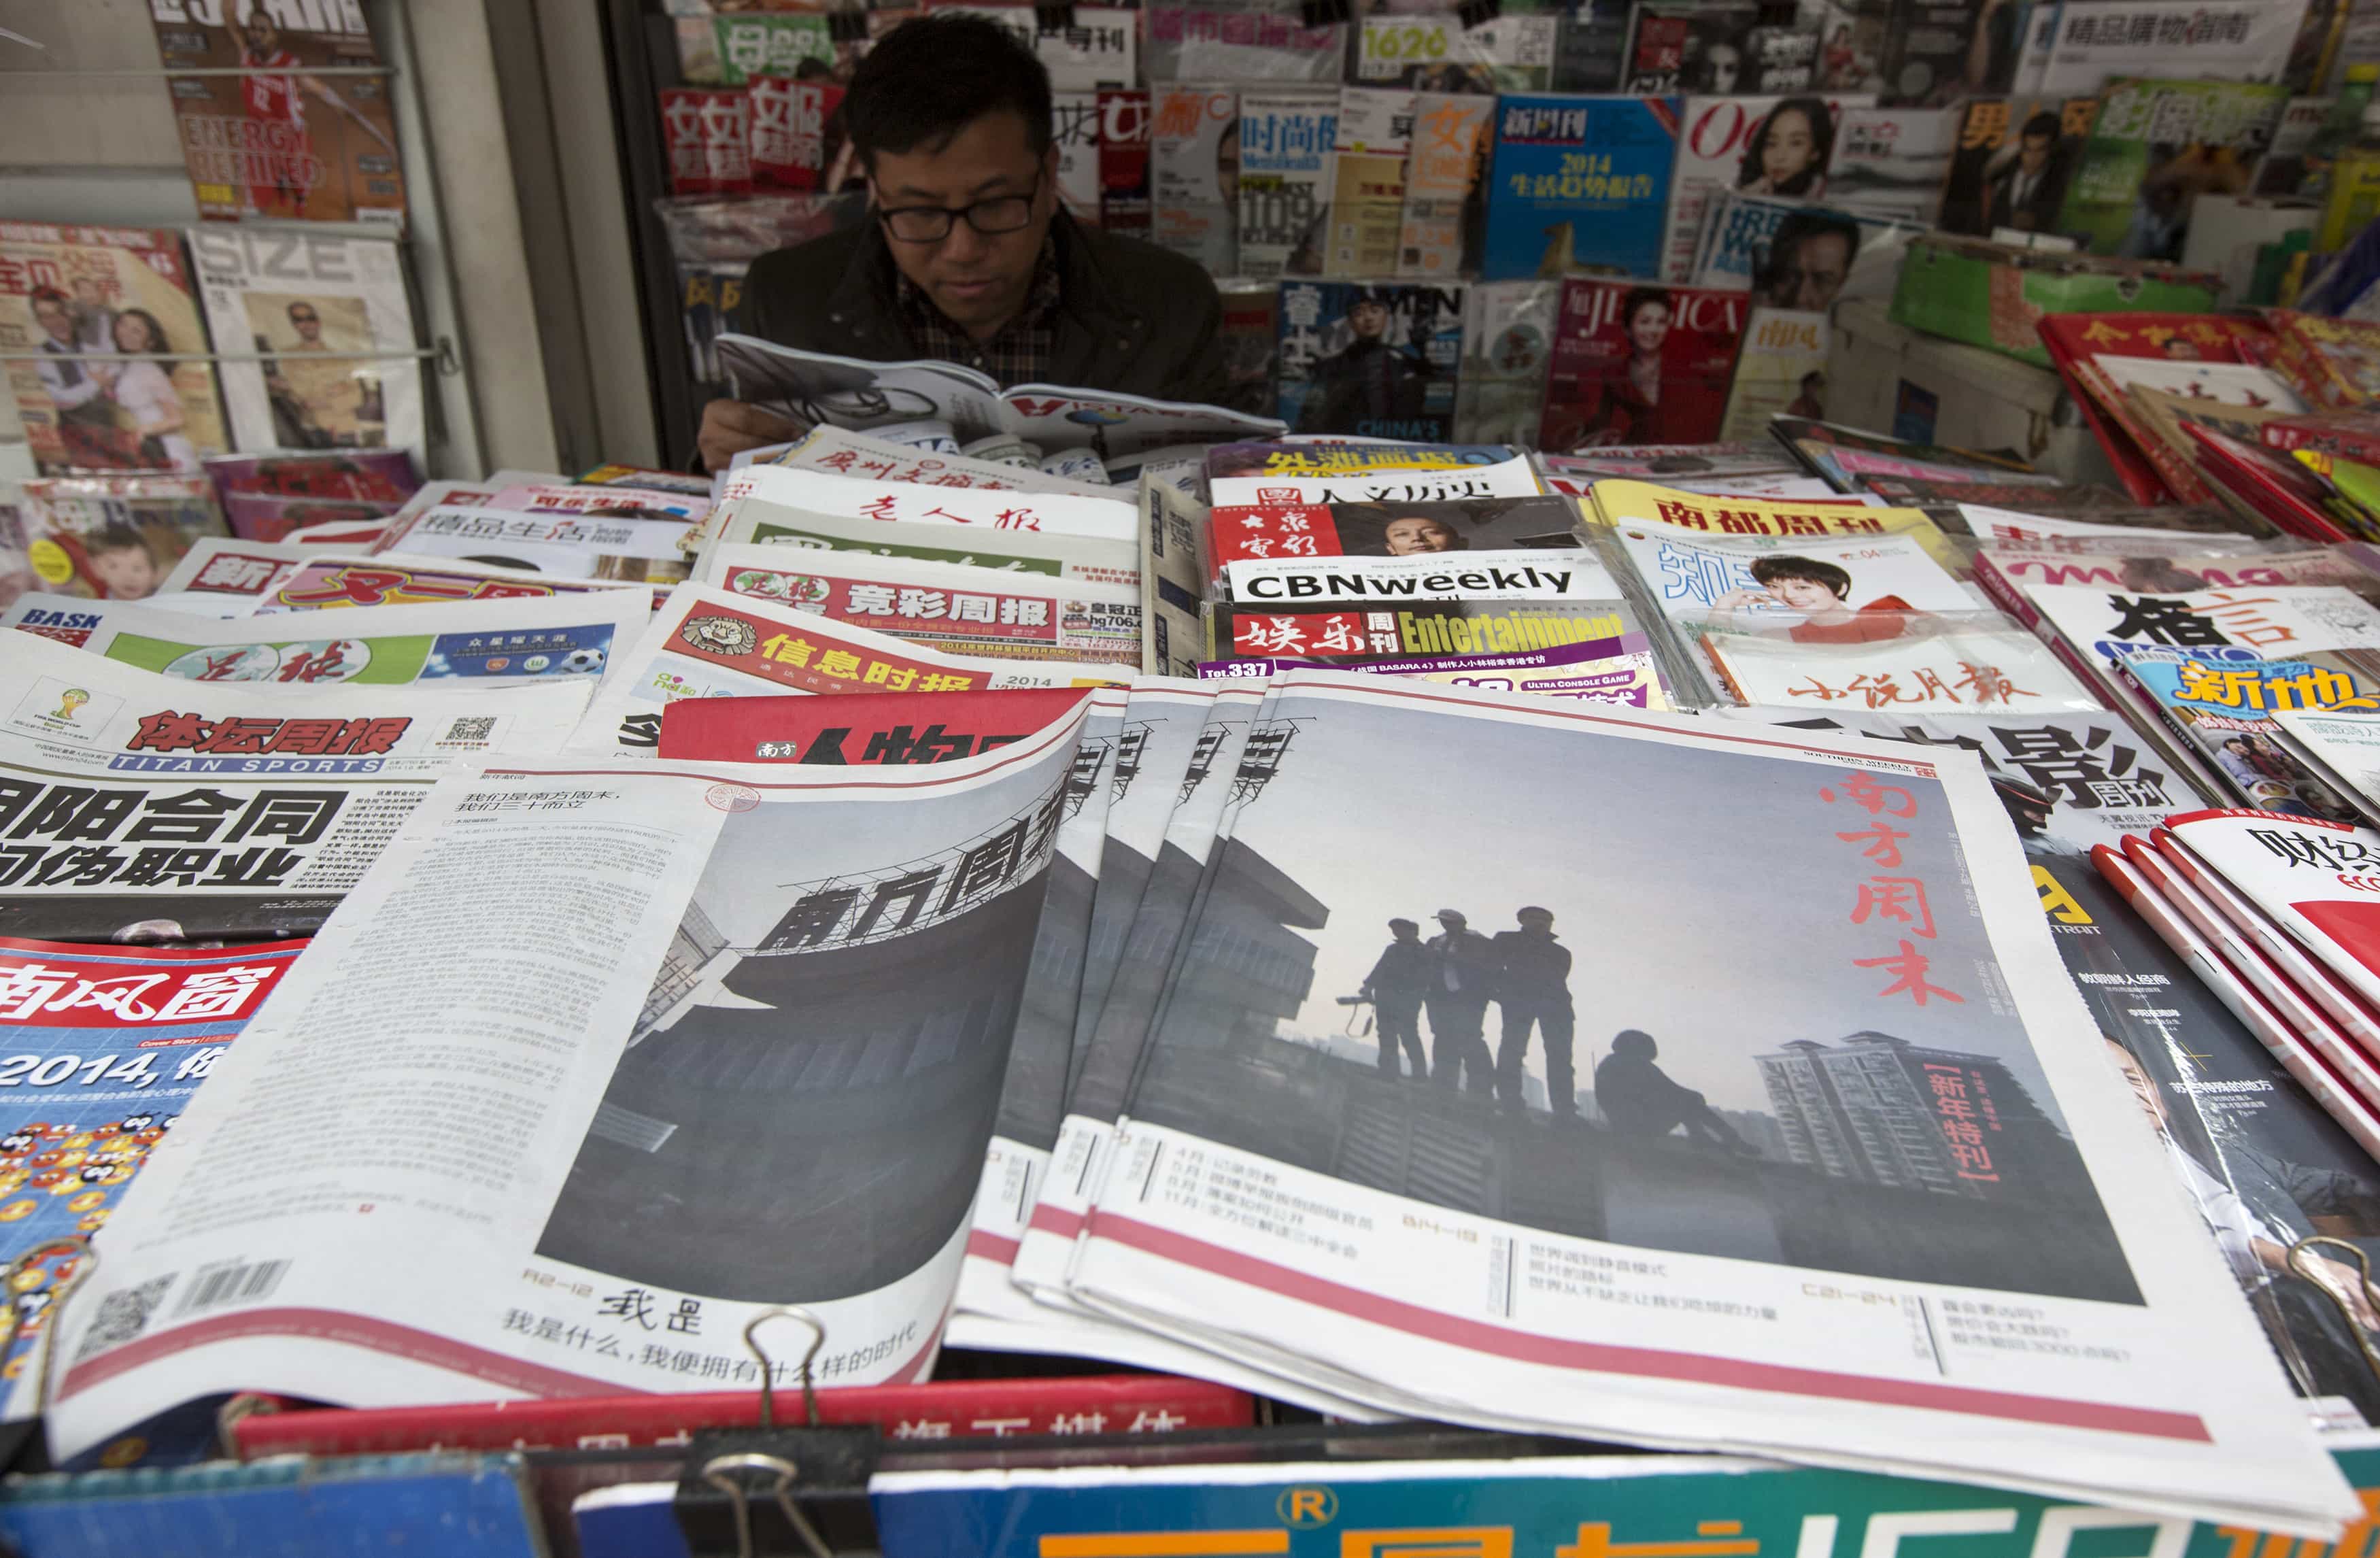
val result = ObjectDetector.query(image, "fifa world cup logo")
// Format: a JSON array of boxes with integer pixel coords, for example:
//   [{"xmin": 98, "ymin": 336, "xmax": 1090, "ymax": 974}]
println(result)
[{"xmin": 49, "ymin": 689, "xmax": 89, "ymax": 722}]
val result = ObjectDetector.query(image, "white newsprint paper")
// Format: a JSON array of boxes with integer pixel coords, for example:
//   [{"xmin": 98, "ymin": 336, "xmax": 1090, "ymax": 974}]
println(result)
[
  {"xmin": 46, "ymin": 706, "xmax": 1094, "ymax": 1458},
  {"xmin": 1062, "ymin": 671, "xmax": 2358, "ymax": 1531},
  {"xmin": 0, "ymin": 632, "xmax": 592, "ymax": 946}
]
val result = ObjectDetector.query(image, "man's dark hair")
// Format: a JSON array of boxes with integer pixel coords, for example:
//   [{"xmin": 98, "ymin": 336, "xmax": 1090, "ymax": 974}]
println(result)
[
  {"xmin": 845, "ymin": 15, "xmax": 1052, "ymax": 169},
  {"xmin": 1756, "ymin": 210, "xmax": 1862, "ymax": 300},
  {"xmin": 1749, "ymin": 554, "xmax": 1852, "ymax": 598},
  {"xmin": 1769, "ymin": 209, "xmax": 1862, "ymax": 268},
  {"xmin": 2020, "ymin": 110, "xmax": 2061, "ymax": 142},
  {"xmin": 29, "ymin": 286, "xmax": 67, "ymax": 311}
]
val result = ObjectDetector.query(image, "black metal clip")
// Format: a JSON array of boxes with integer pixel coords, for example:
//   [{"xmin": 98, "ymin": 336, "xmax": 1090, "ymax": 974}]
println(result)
[
  {"xmin": 828, "ymin": 11, "xmax": 870, "ymax": 44},
  {"xmin": 1457, "ymin": 0, "xmax": 1501, "ymax": 28},
  {"xmin": 1298, "ymin": 0, "xmax": 1353, "ymax": 29},
  {"xmin": 673, "ymin": 1306, "xmax": 881, "ymax": 1557},
  {"xmin": 1034, "ymin": 2, "xmax": 1078, "ymax": 34}
]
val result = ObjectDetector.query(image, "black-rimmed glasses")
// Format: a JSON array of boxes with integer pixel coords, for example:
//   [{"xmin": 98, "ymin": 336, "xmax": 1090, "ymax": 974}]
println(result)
[{"xmin": 876, "ymin": 172, "xmax": 1042, "ymax": 243}]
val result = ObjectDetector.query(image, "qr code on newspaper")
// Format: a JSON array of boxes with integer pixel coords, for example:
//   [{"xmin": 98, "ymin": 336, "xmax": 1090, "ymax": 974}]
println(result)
[
  {"xmin": 445, "ymin": 716, "xmax": 498, "ymax": 743},
  {"xmin": 73, "ymin": 1276, "xmax": 174, "ymax": 1361}
]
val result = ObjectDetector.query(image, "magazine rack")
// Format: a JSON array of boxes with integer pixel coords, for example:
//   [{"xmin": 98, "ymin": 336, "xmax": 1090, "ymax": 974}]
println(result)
[{"xmin": 0, "ymin": 0, "xmax": 493, "ymax": 481}]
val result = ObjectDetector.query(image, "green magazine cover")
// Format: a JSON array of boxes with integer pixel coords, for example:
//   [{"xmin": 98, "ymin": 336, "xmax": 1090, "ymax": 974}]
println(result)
[{"xmin": 2057, "ymin": 78, "xmax": 2290, "ymax": 258}]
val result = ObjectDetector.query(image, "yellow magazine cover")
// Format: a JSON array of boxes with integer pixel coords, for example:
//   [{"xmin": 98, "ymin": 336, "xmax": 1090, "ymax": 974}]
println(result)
[{"xmin": 1584, "ymin": 478, "xmax": 1960, "ymax": 566}]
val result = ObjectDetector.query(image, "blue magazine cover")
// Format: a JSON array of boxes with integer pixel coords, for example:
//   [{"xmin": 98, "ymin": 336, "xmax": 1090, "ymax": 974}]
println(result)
[
  {"xmin": 1274, "ymin": 282, "xmax": 1465, "ymax": 441},
  {"xmin": 1482, "ymin": 95, "xmax": 1681, "ymax": 282}
]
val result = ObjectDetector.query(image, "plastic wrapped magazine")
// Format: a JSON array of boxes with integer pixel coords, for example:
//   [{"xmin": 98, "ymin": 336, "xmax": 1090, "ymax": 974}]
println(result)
[{"xmin": 1452, "ymin": 282, "xmax": 1559, "ymax": 446}]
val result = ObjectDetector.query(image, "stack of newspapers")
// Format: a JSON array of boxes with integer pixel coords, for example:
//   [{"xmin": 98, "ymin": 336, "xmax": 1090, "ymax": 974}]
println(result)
[{"xmin": 0, "ymin": 433, "xmax": 2367, "ymax": 1538}]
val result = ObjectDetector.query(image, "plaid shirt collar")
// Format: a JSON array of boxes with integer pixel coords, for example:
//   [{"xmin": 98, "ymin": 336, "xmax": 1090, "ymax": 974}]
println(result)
[{"xmin": 893, "ymin": 236, "xmax": 1062, "ymax": 387}]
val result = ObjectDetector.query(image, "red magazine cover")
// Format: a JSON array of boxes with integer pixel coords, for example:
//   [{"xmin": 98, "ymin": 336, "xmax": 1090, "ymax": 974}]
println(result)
[
  {"xmin": 659, "ymin": 688, "xmax": 1092, "ymax": 764},
  {"xmin": 751, "ymin": 78, "xmax": 844, "ymax": 191},
  {"xmin": 2261, "ymin": 409, "xmax": 2380, "ymax": 464},
  {"xmin": 2264, "ymin": 310, "xmax": 2380, "ymax": 411},
  {"xmin": 232, "ymin": 1370, "xmax": 1255, "ymax": 1459},
  {"xmin": 1098, "ymin": 90, "xmax": 1151, "ymax": 235},
  {"xmin": 660, "ymin": 88, "xmax": 754, "ymax": 197},
  {"xmin": 2037, "ymin": 313, "xmax": 2275, "ymax": 506},
  {"xmin": 2180, "ymin": 422, "xmax": 2360, "ymax": 543},
  {"xmin": 1538, "ymin": 279, "xmax": 1744, "ymax": 452}
]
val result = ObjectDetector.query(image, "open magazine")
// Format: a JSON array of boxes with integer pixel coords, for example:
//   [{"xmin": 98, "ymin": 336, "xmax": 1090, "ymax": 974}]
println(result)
[
  {"xmin": 715, "ymin": 334, "xmax": 1286, "ymax": 458},
  {"xmin": 46, "ymin": 705, "xmax": 1098, "ymax": 1458}
]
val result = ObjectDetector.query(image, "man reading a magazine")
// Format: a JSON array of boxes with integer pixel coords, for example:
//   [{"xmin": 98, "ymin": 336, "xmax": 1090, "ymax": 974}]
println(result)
[{"xmin": 698, "ymin": 14, "xmax": 1227, "ymax": 471}]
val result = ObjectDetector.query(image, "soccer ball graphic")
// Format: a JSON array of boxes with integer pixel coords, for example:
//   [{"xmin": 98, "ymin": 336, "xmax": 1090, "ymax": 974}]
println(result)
[{"xmin": 560, "ymin": 647, "xmax": 607, "ymax": 675}]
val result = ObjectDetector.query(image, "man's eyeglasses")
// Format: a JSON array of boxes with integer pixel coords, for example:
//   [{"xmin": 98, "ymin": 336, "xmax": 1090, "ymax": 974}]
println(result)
[{"xmin": 877, "ymin": 173, "xmax": 1042, "ymax": 243}]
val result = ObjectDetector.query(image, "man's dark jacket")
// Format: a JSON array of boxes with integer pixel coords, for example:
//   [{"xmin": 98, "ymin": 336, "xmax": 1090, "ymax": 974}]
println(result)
[{"xmin": 732, "ymin": 211, "xmax": 1229, "ymax": 407}]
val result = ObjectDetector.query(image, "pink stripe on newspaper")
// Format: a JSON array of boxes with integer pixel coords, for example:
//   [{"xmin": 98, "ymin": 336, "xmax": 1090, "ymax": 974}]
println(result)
[
  {"xmin": 61, "ymin": 1303, "xmax": 947, "ymax": 1404},
  {"xmin": 1027, "ymin": 1204, "xmax": 1086, "ymax": 1237},
  {"xmin": 1092, "ymin": 1215, "xmax": 2212, "ymax": 1442},
  {"xmin": 968, "ymin": 1229, "xmax": 1023, "ymax": 1263},
  {"xmin": 60, "ymin": 1306, "xmax": 624, "ymax": 1401}
]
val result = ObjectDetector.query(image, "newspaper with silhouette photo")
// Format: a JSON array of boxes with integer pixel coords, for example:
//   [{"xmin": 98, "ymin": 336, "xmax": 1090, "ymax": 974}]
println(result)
[
  {"xmin": 715, "ymin": 334, "xmax": 1285, "ymax": 458},
  {"xmin": 44, "ymin": 705, "xmax": 1096, "ymax": 1461},
  {"xmin": 1051, "ymin": 668, "xmax": 2357, "ymax": 1529},
  {"xmin": 0, "ymin": 632, "xmax": 592, "ymax": 945}
]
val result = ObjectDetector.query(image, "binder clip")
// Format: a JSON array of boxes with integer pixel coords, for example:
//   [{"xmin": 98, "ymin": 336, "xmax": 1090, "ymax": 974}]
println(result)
[
  {"xmin": 673, "ymin": 1308, "xmax": 880, "ymax": 1558},
  {"xmin": 2287, "ymin": 1236, "xmax": 2380, "ymax": 1386},
  {"xmin": 1034, "ymin": 3, "xmax": 1076, "ymax": 35},
  {"xmin": 827, "ymin": 11, "xmax": 869, "ymax": 44},
  {"xmin": 1297, "ymin": 0, "xmax": 1351, "ymax": 29},
  {"xmin": 1456, "ymin": 0, "xmax": 1500, "ymax": 28}
]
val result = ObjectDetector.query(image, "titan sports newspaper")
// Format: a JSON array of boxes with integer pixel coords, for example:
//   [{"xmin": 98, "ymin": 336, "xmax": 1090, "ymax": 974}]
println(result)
[
  {"xmin": 0, "ymin": 633, "xmax": 592, "ymax": 944},
  {"xmin": 1054, "ymin": 671, "xmax": 2357, "ymax": 1530},
  {"xmin": 699, "ymin": 548, "xmax": 1141, "ymax": 666},
  {"xmin": 699, "ymin": 511, "xmax": 1139, "ymax": 589},
  {"xmin": 4, "ymin": 592, "xmax": 650, "ymax": 697},
  {"xmin": 568, "ymin": 585, "xmax": 1123, "ymax": 757},
  {"xmin": 44, "ymin": 707, "xmax": 1098, "ymax": 1457}
]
